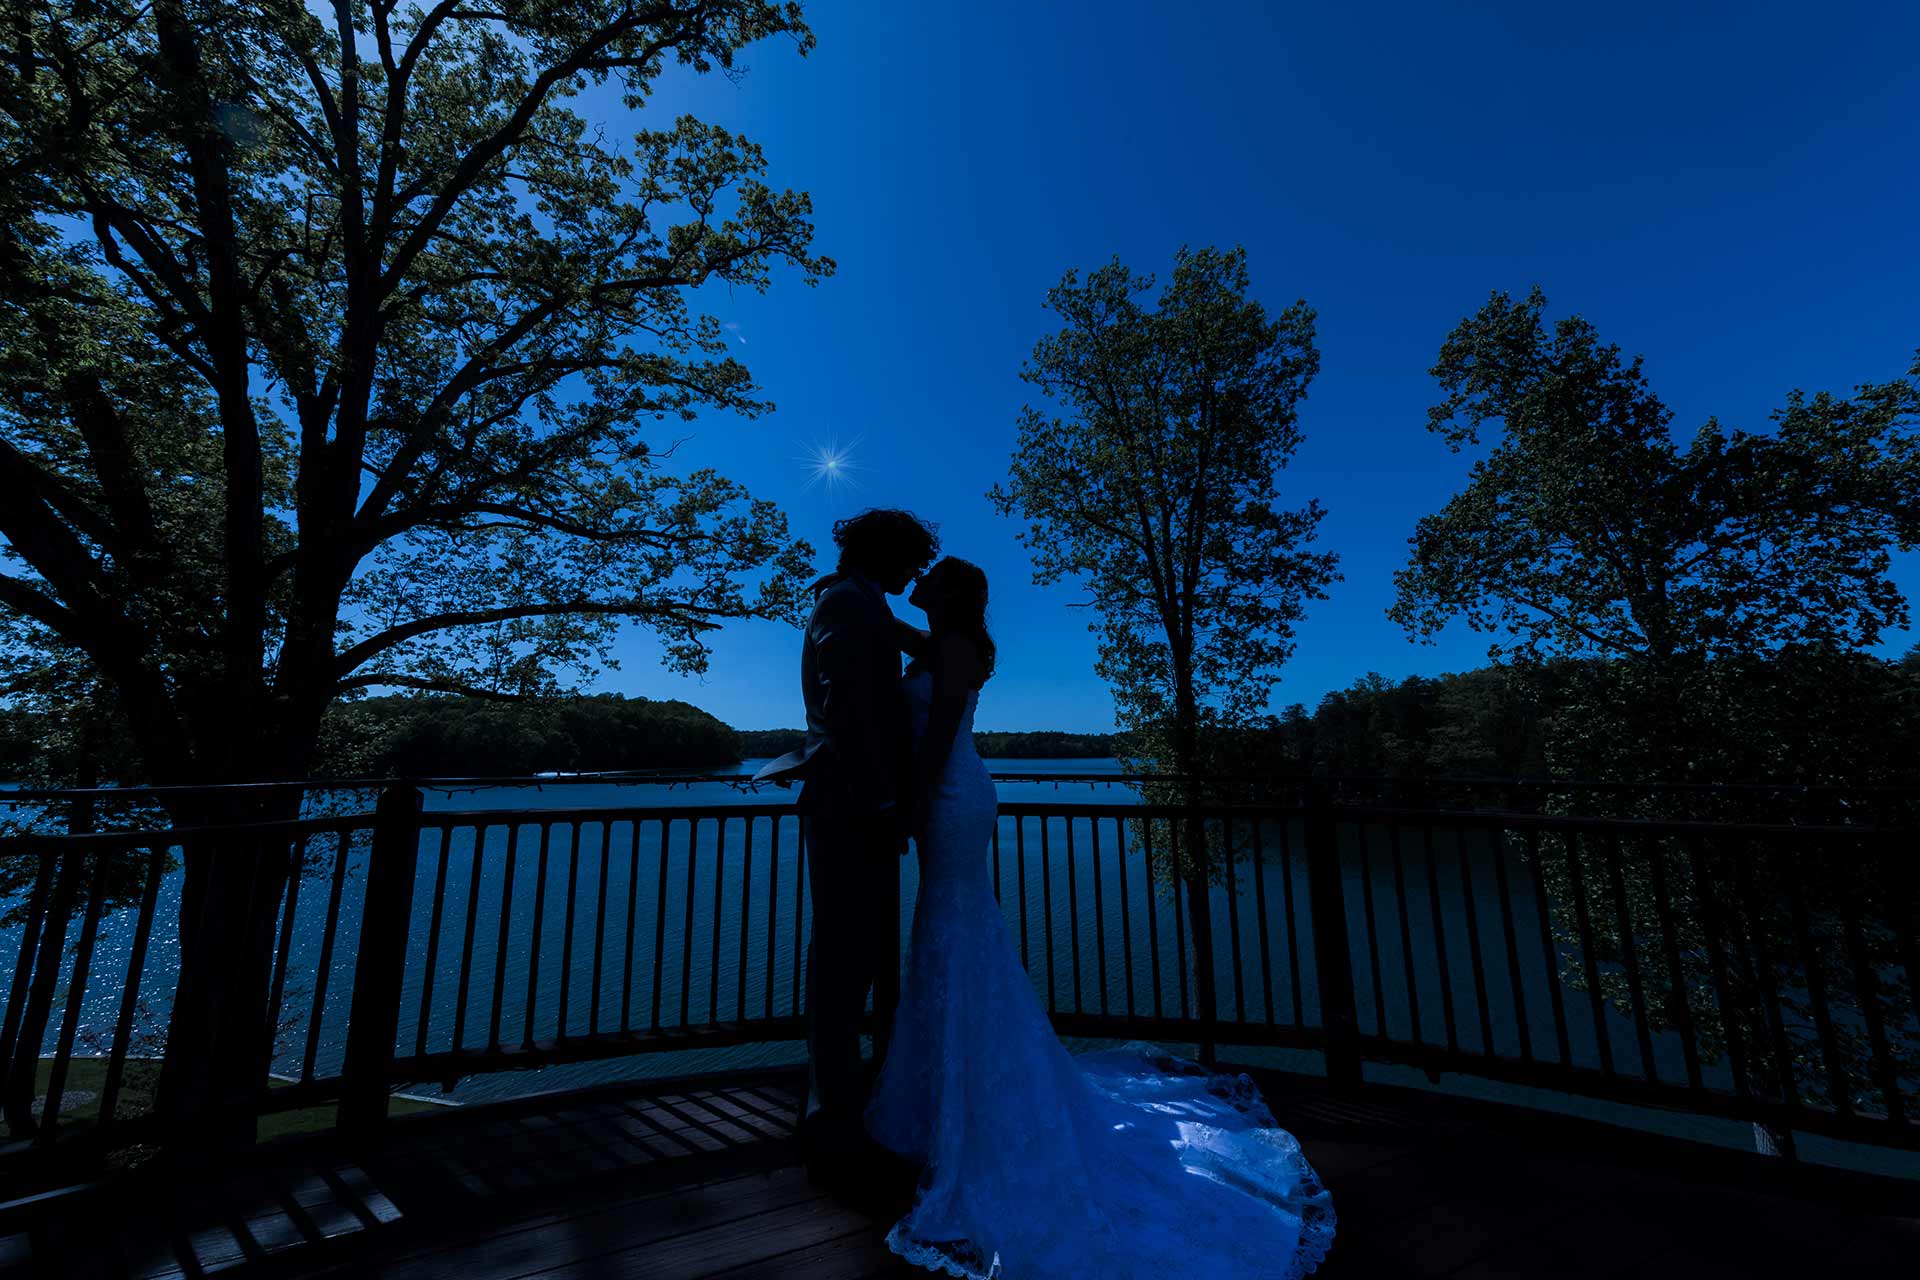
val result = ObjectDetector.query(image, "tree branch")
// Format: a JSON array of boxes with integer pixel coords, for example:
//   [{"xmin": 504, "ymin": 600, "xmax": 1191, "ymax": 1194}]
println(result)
[{"xmin": 334, "ymin": 597, "xmax": 723, "ymax": 676}]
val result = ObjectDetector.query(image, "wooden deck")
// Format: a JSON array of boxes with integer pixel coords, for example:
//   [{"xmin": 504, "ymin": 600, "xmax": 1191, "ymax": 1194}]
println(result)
[{"xmin": 5, "ymin": 1066, "xmax": 1916, "ymax": 1279}]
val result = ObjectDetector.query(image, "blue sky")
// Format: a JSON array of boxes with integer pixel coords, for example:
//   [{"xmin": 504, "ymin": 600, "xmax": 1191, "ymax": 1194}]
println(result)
[{"xmin": 585, "ymin": 0, "xmax": 1920, "ymax": 731}]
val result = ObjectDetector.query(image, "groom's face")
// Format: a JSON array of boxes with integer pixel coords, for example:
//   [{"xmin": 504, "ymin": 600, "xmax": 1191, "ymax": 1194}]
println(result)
[{"xmin": 876, "ymin": 557, "xmax": 926, "ymax": 596}]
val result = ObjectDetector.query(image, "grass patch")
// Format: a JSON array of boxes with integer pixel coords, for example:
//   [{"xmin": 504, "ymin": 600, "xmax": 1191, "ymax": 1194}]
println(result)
[{"xmin": 14, "ymin": 1058, "xmax": 451, "ymax": 1146}]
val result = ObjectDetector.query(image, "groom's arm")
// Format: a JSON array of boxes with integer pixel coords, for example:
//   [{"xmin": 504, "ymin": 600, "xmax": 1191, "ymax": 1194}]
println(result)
[
  {"xmin": 892, "ymin": 616, "xmax": 930, "ymax": 659},
  {"xmin": 813, "ymin": 585, "xmax": 897, "ymax": 814}
]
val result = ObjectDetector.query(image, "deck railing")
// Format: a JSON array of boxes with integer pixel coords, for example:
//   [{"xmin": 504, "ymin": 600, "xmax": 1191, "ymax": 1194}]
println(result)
[{"xmin": 3, "ymin": 776, "xmax": 1916, "ymax": 1173}]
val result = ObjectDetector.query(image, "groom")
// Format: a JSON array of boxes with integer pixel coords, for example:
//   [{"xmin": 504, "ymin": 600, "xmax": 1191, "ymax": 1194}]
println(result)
[{"xmin": 756, "ymin": 507, "xmax": 938, "ymax": 1203}]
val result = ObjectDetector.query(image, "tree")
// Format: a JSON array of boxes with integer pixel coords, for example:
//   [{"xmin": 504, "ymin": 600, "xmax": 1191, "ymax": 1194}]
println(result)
[
  {"xmin": 1391, "ymin": 291, "xmax": 1920, "ymax": 1141},
  {"xmin": 990, "ymin": 245, "xmax": 1339, "ymax": 1022},
  {"xmin": 0, "ymin": 0, "xmax": 827, "ymax": 1149},
  {"xmin": 1390, "ymin": 287, "xmax": 1920, "ymax": 769}
]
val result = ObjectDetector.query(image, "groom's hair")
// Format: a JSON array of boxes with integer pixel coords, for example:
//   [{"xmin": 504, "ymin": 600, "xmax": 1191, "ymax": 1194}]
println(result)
[{"xmin": 832, "ymin": 508, "xmax": 940, "ymax": 577}]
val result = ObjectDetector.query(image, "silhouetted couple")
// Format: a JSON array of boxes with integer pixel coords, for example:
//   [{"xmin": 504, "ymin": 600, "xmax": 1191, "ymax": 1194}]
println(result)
[{"xmin": 758, "ymin": 508, "xmax": 1335, "ymax": 1278}]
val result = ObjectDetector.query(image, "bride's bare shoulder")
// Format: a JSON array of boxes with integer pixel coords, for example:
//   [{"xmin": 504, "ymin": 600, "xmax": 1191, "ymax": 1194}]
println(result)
[{"xmin": 933, "ymin": 632, "xmax": 986, "ymax": 689}]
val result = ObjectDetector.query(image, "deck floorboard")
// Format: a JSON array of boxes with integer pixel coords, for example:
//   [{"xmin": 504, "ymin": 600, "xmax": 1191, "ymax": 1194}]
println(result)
[{"xmin": 5, "ymin": 1066, "xmax": 1914, "ymax": 1279}]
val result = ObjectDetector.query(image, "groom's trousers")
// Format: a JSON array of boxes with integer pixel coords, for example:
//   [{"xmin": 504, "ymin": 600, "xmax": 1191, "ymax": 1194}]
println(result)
[{"xmin": 800, "ymin": 813, "xmax": 902, "ymax": 1133}]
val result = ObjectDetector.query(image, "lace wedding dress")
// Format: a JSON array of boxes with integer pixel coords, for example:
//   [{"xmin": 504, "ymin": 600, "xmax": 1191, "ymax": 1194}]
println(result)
[{"xmin": 865, "ymin": 668, "xmax": 1336, "ymax": 1278}]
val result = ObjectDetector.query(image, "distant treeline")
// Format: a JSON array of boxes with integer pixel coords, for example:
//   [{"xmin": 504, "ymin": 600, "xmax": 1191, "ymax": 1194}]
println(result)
[
  {"xmin": 736, "ymin": 728, "xmax": 1133, "ymax": 759},
  {"xmin": 1235, "ymin": 648, "xmax": 1920, "ymax": 791},
  {"xmin": 6, "ymin": 648, "xmax": 1918, "ymax": 786},
  {"xmin": 318, "ymin": 694, "xmax": 742, "ymax": 776}
]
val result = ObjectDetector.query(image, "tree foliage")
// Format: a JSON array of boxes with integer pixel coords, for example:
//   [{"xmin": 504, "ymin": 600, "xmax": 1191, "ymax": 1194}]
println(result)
[
  {"xmin": 0, "ymin": 0, "xmax": 826, "ymax": 792},
  {"xmin": 1389, "ymin": 293, "xmax": 1920, "ymax": 1126},
  {"xmin": 990, "ymin": 246, "xmax": 1338, "ymax": 776},
  {"xmin": 1391, "ymin": 288, "xmax": 1920, "ymax": 745}
]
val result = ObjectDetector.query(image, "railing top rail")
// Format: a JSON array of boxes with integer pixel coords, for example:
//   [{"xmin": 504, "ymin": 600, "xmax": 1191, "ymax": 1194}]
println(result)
[
  {"xmin": 997, "ymin": 799, "xmax": 1915, "ymax": 840},
  {"xmin": 4, "ymin": 769, "xmax": 1915, "ymax": 805},
  {"xmin": 3, "ymin": 795, "xmax": 1910, "ymax": 854}
]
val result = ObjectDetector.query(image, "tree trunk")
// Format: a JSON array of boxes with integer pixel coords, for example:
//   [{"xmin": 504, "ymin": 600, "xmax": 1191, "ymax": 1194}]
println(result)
[
  {"xmin": 154, "ymin": 720, "xmax": 316, "ymax": 1158},
  {"xmin": 1168, "ymin": 671, "xmax": 1220, "ymax": 1062}
]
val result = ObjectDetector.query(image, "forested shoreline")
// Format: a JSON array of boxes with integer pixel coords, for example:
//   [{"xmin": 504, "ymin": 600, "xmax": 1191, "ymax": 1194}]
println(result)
[{"xmin": 7, "ymin": 645, "xmax": 1917, "ymax": 786}]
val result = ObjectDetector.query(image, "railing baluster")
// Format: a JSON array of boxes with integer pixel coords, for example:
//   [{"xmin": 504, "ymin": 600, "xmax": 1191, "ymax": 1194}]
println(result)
[
  {"xmin": 1423, "ymin": 822, "xmax": 1460, "ymax": 1053},
  {"xmin": 1488, "ymin": 822, "xmax": 1530, "ymax": 1064},
  {"xmin": 1090, "ymin": 816, "xmax": 1109, "ymax": 1016},
  {"xmin": 0, "ymin": 851, "xmax": 59, "ymax": 1075},
  {"xmin": 1302, "ymin": 782, "xmax": 1361, "ymax": 1087},
  {"xmin": 653, "ymin": 819, "xmax": 672, "ymax": 1029},
  {"xmin": 1065, "ymin": 817, "xmax": 1083, "ymax": 1015},
  {"xmin": 791, "ymin": 823, "xmax": 808, "ymax": 1016},
  {"xmin": 488, "ymin": 822, "xmax": 522, "ymax": 1051},
  {"xmin": 1784, "ymin": 853, "xmax": 1851, "ymax": 1118},
  {"xmin": 559, "ymin": 821, "xmax": 585, "ymax": 1039},
  {"xmin": 1562, "ymin": 829, "xmax": 1615, "ymax": 1077},
  {"xmin": 1040, "ymin": 817, "xmax": 1057, "ymax": 1011},
  {"xmin": 1278, "ymin": 815, "xmax": 1303, "ymax": 1029},
  {"xmin": 1143, "ymin": 820, "xmax": 1164, "ymax": 1020},
  {"xmin": 1604, "ymin": 832, "xmax": 1658, "ymax": 1081},
  {"xmin": 1524, "ymin": 828, "xmax": 1571, "ymax": 1067},
  {"xmin": 269, "ymin": 833, "xmax": 311, "ymax": 1063},
  {"xmin": 624, "ymin": 820, "xmax": 643, "ymax": 1031},
  {"xmin": 1836, "ymin": 840, "xmax": 1904, "ymax": 1123},
  {"xmin": 1387, "ymin": 822, "xmax": 1418, "ymax": 1043},
  {"xmin": 591, "ymin": 821, "xmax": 613, "ymax": 1036},
  {"xmin": 765, "ymin": 817, "xmax": 782, "ymax": 1021},
  {"xmin": 1224, "ymin": 817, "xmax": 1246, "ymax": 1025},
  {"xmin": 304, "ymin": 831, "xmax": 353, "ymax": 1082},
  {"xmin": 1356, "ymin": 822, "xmax": 1387, "ymax": 1036},
  {"xmin": 1683, "ymin": 834, "xmax": 1751, "ymax": 1102},
  {"xmin": 681, "ymin": 818, "xmax": 700, "ymax": 1028},
  {"xmin": 100, "ymin": 847, "xmax": 166, "ymax": 1128},
  {"xmin": 991, "ymin": 818, "xmax": 1003, "ymax": 906},
  {"xmin": 1252, "ymin": 816, "xmax": 1274, "ymax": 1026},
  {"xmin": 738, "ymin": 817, "xmax": 754, "ymax": 1024},
  {"xmin": 451, "ymin": 826, "xmax": 485, "ymax": 1055},
  {"xmin": 414, "ymin": 827, "xmax": 451, "ymax": 1058},
  {"xmin": 39, "ymin": 851, "xmax": 111, "ymax": 1141},
  {"xmin": 1455, "ymin": 829, "xmax": 1496, "ymax": 1057},
  {"xmin": 1116, "ymin": 817, "xmax": 1136, "ymax": 1018},
  {"xmin": 1736, "ymin": 844, "xmax": 1802, "ymax": 1122},
  {"xmin": 1015, "ymin": 817, "xmax": 1031, "ymax": 972},
  {"xmin": 1644, "ymin": 835, "xmax": 1702, "ymax": 1093},
  {"xmin": 711, "ymin": 817, "xmax": 728, "ymax": 1026},
  {"xmin": 1172, "ymin": 821, "xmax": 1190, "ymax": 1022},
  {"xmin": 523, "ymin": 823, "xmax": 552, "ymax": 1049}
]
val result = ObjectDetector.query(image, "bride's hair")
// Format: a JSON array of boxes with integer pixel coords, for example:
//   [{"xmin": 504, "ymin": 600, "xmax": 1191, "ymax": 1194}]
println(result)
[{"xmin": 931, "ymin": 557, "xmax": 996, "ymax": 683}]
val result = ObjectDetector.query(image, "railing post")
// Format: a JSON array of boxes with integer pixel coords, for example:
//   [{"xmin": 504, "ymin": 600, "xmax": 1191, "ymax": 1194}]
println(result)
[
  {"xmin": 340, "ymin": 783, "xmax": 424, "ymax": 1137},
  {"xmin": 1303, "ymin": 779, "xmax": 1363, "ymax": 1090},
  {"xmin": 1187, "ymin": 808, "xmax": 1220, "ymax": 1069}
]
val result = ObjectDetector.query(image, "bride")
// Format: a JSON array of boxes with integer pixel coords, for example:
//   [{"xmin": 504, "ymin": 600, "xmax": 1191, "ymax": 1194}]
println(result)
[{"xmin": 866, "ymin": 556, "xmax": 1336, "ymax": 1279}]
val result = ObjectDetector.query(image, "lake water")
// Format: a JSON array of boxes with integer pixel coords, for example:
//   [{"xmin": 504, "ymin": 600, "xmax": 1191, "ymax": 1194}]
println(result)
[{"xmin": 6, "ymin": 761, "xmax": 1914, "ymax": 1179}]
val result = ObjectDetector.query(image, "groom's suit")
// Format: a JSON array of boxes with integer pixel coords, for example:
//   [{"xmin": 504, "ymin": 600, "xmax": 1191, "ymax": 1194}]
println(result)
[{"xmin": 756, "ymin": 571, "xmax": 911, "ymax": 1143}]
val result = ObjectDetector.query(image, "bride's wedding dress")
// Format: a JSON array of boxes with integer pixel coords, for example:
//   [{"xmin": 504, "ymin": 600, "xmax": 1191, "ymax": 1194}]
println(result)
[{"xmin": 866, "ymin": 668, "xmax": 1336, "ymax": 1278}]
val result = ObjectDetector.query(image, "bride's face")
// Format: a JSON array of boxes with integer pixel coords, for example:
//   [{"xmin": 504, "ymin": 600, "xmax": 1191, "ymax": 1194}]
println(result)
[{"xmin": 908, "ymin": 563, "xmax": 951, "ymax": 621}]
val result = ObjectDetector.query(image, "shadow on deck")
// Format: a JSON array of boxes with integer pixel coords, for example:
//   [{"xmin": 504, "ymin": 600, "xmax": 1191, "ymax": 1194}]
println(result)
[{"xmin": 5, "ymin": 1066, "xmax": 1916, "ymax": 1279}]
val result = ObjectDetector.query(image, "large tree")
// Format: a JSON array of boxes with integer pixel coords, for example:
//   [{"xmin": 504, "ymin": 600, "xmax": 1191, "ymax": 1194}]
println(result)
[
  {"xmin": 990, "ymin": 245, "xmax": 1339, "ymax": 1023},
  {"xmin": 0, "ymin": 0, "xmax": 827, "ymax": 1147},
  {"xmin": 1390, "ymin": 287, "xmax": 1920, "ymax": 767},
  {"xmin": 1391, "ymin": 291, "xmax": 1920, "ymax": 1141}
]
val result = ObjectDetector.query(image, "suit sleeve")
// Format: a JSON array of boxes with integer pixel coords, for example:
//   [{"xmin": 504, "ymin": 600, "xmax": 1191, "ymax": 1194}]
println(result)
[{"xmin": 812, "ymin": 586, "xmax": 896, "ymax": 813}]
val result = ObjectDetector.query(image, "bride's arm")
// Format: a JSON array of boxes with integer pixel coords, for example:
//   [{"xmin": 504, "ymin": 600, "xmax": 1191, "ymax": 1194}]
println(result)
[
  {"xmin": 909, "ymin": 634, "xmax": 983, "ymax": 843},
  {"xmin": 893, "ymin": 616, "xmax": 930, "ymax": 658}
]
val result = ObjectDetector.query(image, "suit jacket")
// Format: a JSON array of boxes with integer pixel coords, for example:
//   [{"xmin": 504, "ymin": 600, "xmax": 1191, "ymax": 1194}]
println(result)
[{"xmin": 754, "ymin": 572, "xmax": 912, "ymax": 822}]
